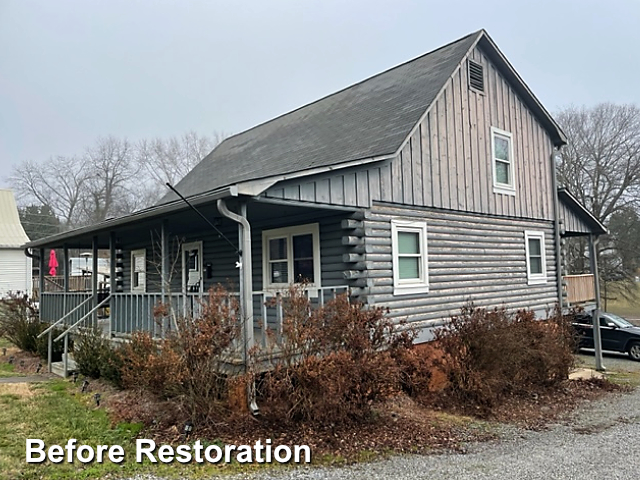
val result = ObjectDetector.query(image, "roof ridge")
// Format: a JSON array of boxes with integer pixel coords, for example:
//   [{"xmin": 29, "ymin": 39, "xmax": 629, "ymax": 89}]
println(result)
[{"xmin": 215, "ymin": 30, "xmax": 482, "ymax": 149}]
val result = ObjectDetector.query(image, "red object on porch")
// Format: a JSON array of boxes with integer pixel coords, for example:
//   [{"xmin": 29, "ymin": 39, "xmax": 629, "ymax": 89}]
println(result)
[{"xmin": 48, "ymin": 249, "xmax": 58, "ymax": 276}]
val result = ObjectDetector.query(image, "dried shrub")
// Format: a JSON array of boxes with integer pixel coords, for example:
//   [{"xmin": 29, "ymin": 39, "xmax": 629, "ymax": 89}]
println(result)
[
  {"xmin": 0, "ymin": 293, "xmax": 67, "ymax": 361},
  {"xmin": 433, "ymin": 304, "xmax": 575, "ymax": 416},
  {"xmin": 117, "ymin": 286, "xmax": 240, "ymax": 423},
  {"xmin": 258, "ymin": 286, "xmax": 415, "ymax": 424},
  {"xmin": 119, "ymin": 331, "xmax": 184, "ymax": 397}
]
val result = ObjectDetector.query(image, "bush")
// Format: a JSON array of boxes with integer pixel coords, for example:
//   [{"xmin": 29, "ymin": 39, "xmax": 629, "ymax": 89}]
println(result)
[
  {"xmin": 258, "ymin": 286, "xmax": 415, "ymax": 424},
  {"xmin": 433, "ymin": 304, "xmax": 575, "ymax": 416},
  {"xmin": 0, "ymin": 294, "xmax": 67, "ymax": 361},
  {"xmin": 74, "ymin": 328, "xmax": 123, "ymax": 387},
  {"xmin": 117, "ymin": 286, "xmax": 241, "ymax": 422}
]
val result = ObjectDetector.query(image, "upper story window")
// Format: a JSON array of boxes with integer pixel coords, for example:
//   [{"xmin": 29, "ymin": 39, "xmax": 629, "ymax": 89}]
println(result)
[
  {"xmin": 524, "ymin": 230, "xmax": 547, "ymax": 285},
  {"xmin": 491, "ymin": 127, "xmax": 515, "ymax": 195},
  {"xmin": 391, "ymin": 219, "xmax": 429, "ymax": 296},
  {"xmin": 262, "ymin": 223, "xmax": 321, "ymax": 290},
  {"xmin": 131, "ymin": 249, "xmax": 146, "ymax": 292}
]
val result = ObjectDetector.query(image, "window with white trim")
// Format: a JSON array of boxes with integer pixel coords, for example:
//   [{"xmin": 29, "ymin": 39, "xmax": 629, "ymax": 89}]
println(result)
[
  {"xmin": 491, "ymin": 127, "xmax": 515, "ymax": 195},
  {"xmin": 131, "ymin": 249, "xmax": 146, "ymax": 292},
  {"xmin": 525, "ymin": 231, "xmax": 547, "ymax": 285},
  {"xmin": 392, "ymin": 220, "xmax": 429, "ymax": 295},
  {"xmin": 262, "ymin": 223, "xmax": 321, "ymax": 289}
]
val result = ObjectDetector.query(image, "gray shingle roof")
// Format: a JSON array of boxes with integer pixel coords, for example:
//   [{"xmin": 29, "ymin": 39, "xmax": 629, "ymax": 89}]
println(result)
[{"xmin": 159, "ymin": 31, "xmax": 481, "ymax": 204}]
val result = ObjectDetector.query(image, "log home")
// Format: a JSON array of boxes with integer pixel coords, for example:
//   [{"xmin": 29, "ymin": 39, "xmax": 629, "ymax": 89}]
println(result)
[{"xmin": 26, "ymin": 30, "xmax": 606, "ymax": 374}]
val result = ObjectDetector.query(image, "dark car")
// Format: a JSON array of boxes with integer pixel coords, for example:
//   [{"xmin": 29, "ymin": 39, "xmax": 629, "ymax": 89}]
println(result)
[{"xmin": 572, "ymin": 312, "xmax": 640, "ymax": 361}]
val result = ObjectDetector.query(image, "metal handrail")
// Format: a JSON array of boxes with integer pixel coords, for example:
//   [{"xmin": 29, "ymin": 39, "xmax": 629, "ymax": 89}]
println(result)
[
  {"xmin": 54, "ymin": 295, "xmax": 112, "ymax": 342},
  {"xmin": 37, "ymin": 294, "xmax": 95, "ymax": 338}
]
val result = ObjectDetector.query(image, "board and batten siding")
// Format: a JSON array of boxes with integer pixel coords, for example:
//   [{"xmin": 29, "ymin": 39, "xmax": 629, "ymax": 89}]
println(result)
[
  {"xmin": 364, "ymin": 203, "xmax": 557, "ymax": 341},
  {"xmin": 558, "ymin": 199, "xmax": 592, "ymax": 236},
  {"xmin": 262, "ymin": 44, "xmax": 556, "ymax": 222}
]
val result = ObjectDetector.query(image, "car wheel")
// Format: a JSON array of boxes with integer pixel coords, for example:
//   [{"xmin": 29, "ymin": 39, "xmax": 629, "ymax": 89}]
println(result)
[{"xmin": 628, "ymin": 342, "xmax": 640, "ymax": 361}]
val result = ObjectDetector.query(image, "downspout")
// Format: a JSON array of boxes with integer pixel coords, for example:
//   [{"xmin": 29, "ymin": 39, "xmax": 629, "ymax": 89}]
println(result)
[
  {"xmin": 216, "ymin": 198, "xmax": 259, "ymax": 416},
  {"xmin": 550, "ymin": 148, "xmax": 564, "ymax": 309}
]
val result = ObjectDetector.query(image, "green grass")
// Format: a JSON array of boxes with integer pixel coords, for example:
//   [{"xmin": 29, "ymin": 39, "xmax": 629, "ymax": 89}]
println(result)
[
  {"xmin": 0, "ymin": 362, "xmax": 20, "ymax": 378},
  {"xmin": 603, "ymin": 283, "xmax": 640, "ymax": 319},
  {"xmin": 0, "ymin": 380, "xmax": 288, "ymax": 479}
]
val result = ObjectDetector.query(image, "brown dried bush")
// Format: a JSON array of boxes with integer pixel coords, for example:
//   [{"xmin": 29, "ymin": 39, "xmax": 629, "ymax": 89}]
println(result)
[
  {"xmin": 257, "ymin": 286, "xmax": 415, "ymax": 424},
  {"xmin": 433, "ymin": 304, "xmax": 575, "ymax": 416},
  {"xmin": 118, "ymin": 286, "xmax": 240, "ymax": 422}
]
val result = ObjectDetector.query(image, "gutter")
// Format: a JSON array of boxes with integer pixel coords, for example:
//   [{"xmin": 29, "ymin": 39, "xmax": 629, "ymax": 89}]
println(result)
[
  {"xmin": 550, "ymin": 148, "xmax": 564, "ymax": 308},
  {"xmin": 216, "ymin": 198, "xmax": 260, "ymax": 416}
]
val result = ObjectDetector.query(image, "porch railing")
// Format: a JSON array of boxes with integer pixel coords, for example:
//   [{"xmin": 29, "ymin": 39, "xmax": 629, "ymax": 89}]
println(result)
[
  {"xmin": 563, "ymin": 274, "xmax": 596, "ymax": 305},
  {"xmin": 40, "ymin": 292, "xmax": 93, "ymax": 326},
  {"xmin": 107, "ymin": 285, "xmax": 350, "ymax": 343}
]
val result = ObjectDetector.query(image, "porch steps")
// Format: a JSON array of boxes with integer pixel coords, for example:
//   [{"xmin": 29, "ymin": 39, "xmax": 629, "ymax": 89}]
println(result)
[{"xmin": 50, "ymin": 355, "xmax": 77, "ymax": 378}]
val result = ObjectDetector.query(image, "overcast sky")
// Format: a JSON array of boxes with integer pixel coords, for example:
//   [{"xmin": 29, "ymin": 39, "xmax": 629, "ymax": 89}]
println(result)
[{"xmin": 1, "ymin": 0, "xmax": 639, "ymax": 185}]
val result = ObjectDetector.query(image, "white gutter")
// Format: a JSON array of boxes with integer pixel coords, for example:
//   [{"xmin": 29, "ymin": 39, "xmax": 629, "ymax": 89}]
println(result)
[{"xmin": 216, "ymin": 198, "xmax": 259, "ymax": 416}]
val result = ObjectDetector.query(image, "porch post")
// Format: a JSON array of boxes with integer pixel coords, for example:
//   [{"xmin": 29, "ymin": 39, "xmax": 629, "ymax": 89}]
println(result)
[
  {"xmin": 92, "ymin": 236, "xmax": 98, "ymax": 329},
  {"xmin": 109, "ymin": 232, "xmax": 116, "ymax": 338},
  {"xmin": 38, "ymin": 248, "xmax": 44, "ymax": 316},
  {"xmin": 161, "ymin": 220, "xmax": 169, "ymax": 336},
  {"xmin": 63, "ymin": 244, "xmax": 69, "ymax": 318},
  {"xmin": 588, "ymin": 234, "xmax": 604, "ymax": 371}
]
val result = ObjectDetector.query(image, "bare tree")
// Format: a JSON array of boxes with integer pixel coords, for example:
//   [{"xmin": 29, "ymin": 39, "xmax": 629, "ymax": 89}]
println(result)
[
  {"xmin": 137, "ymin": 131, "xmax": 224, "ymax": 191},
  {"xmin": 556, "ymin": 103, "xmax": 640, "ymax": 300},
  {"xmin": 9, "ymin": 156, "xmax": 89, "ymax": 228},
  {"xmin": 9, "ymin": 131, "xmax": 225, "ymax": 229},
  {"xmin": 81, "ymin": 136, "xmax": 142, "ymax": 224},
  {"xmin": 557, "ymin": 103, "xmax": 640, "ymax": 222}
]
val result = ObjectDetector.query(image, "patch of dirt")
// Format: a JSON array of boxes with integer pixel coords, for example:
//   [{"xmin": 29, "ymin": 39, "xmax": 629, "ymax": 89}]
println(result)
[
  {"xmin": 480, "ymin": 378, "xmax": 629, "ymax": 430},
  {"xmin": 3, "ymin": 350, "xmax": 43, "ymax": 375},
  {"xmin": 0, "ymin": 383, "xmax": 34, "ymax": 397}
]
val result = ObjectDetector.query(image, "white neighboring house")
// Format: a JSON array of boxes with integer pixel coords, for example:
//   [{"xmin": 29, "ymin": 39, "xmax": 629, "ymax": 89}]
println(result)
[{"xmin": 0, "ymin": 189, "xmax": 32, "ymax": 296}]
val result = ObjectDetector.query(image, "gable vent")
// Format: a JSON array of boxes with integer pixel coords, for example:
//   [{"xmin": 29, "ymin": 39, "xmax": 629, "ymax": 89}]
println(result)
[{"xmin": 468, "ymin": 60, "xmax": 484, "ymax": 92}]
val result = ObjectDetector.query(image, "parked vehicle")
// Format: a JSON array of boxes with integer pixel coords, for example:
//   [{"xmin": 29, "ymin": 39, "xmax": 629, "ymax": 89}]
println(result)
[{"xmin": 572, "ymin": 312, "xmax": 640, "ymax": 361}]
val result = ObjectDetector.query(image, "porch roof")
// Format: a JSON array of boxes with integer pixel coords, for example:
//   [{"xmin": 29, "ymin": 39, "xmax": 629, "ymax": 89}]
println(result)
[
  {"xmin": 23, "ymin": 186, "xmax": 235, "ymax": 249},
  {"xmin": 558, "ymin": 188, "xmax": 608, "ymax": 237},
  {"xmin": 23, "ymin": 193, "xmax": 353, "ymax": 250}
]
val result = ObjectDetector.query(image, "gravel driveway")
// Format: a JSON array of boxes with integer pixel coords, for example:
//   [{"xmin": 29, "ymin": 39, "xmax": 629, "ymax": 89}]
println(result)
[{"xmin": 128, "ymin": 355, "xmax": 640, "ymax": 480}]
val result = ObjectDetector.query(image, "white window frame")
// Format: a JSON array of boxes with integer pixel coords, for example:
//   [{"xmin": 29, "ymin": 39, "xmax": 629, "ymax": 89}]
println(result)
[
  {"xmin": 182, "ymin": 241, "xmax": 204, "ymax": 294},
  {"xmin": 391, "ymin": 219, "xmax": 429, "ymax": 296},
  {"xmin": 130, "ymin": 249, "xmax": 146, "ymax": 292},
  {"xmin": 524, "ymin": 230, "xmax": 547, "ymax": 285},
  {"xmin": 491, "ymin": 127, "xmax": 516, "ymax": 195},
  {"xmin": 262, "ymin": 223, "xmax": 321, "ymax": 292}
]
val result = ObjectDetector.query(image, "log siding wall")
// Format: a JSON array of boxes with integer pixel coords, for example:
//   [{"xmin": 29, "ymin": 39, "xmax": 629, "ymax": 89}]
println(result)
[{"xmin": 364, "ymin": 203, "xmax": 557, "ymax": 341}]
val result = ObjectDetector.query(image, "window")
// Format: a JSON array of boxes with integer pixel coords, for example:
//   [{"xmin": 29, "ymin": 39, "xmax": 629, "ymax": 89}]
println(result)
[
  {"xmin": 262, "ymin": 223, "xmax": 321, "ymax": 289},
  {"xmin": 524, "ymin": 231, "xmax": 546, "ymax": 285},
  {"xmin": 182, "ymin": 242, "xmax": 203, "ymax": 293},
  {"xmin": 391, "ymin": 220, "xmax": 429, "ymax": 295},
  {"xmin": 491, "ymin": 127, "xmax": 515, "ymax": 195},
  {"xmin": 131, "ymin": 249, "xmax": 146, "ymax": 292}
]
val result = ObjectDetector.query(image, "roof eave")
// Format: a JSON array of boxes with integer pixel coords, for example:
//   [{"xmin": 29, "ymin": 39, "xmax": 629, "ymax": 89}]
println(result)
[
  {"xmin": 477, "ymin": 31, "xmax": 567, "ymax": 147},
  {"xmin": 24, "ymin": 186, "xmax": 237, "ymax": 249}
]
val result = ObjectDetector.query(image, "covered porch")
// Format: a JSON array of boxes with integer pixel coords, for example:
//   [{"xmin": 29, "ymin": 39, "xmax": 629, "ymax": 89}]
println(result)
[
  {"xmin": 28, "ymin": 194, "xmax": 360, "ymax": 375},
  {"xmin": 558, "ymin": 188, "xmax": 608, "ymax": 310}
]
